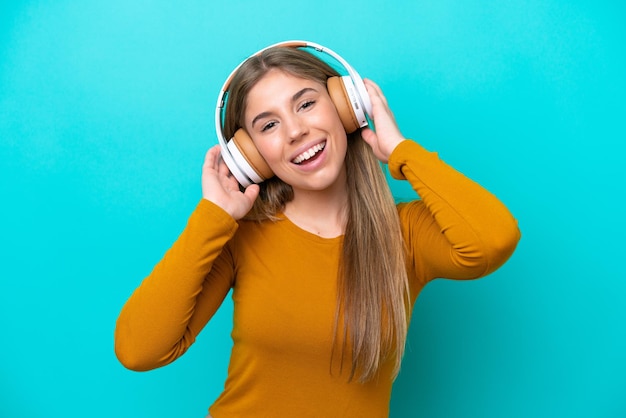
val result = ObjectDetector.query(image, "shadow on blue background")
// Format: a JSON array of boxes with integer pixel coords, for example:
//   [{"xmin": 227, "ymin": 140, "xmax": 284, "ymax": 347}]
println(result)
[{"xmin": 1, "ymin": 1, "xmax": 624, "ymax": 417}]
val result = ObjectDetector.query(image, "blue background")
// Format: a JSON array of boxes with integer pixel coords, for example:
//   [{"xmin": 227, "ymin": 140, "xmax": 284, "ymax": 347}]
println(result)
[{"xmin": 1, "ymin": 1, "xmax": 624, "ymax": 417}]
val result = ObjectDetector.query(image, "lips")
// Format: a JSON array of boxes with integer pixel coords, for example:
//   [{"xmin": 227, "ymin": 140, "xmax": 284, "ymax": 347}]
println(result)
[{"xmin": 291, "ymin": 141, "xmax": 326, "ymax": 165}]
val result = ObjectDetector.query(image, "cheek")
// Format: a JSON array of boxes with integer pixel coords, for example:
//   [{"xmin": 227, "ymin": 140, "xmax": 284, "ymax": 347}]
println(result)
[
  {"xmin": 253, "ymin": 136, "xmax": 284, "ymax": 166},
  {"xmin": 327, "ymin": 105, "xmax": 348, "ymax": 137}
]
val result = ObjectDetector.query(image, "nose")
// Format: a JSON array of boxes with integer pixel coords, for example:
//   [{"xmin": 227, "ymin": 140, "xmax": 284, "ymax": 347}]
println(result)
[{"xmin": 284, "ymin": 113, "xmax": 308, "ymax": 143}]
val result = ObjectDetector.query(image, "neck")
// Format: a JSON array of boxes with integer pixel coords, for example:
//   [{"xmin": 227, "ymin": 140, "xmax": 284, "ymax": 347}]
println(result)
[{"xmin": 283, "ymin": 175, "xmax": 348, "ymax": 238}]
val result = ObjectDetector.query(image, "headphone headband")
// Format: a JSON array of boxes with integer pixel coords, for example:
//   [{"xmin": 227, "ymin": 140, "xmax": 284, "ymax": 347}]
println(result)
[{"xmin": 215, "ymin": 40, "xmax": 371, "ymax": 187}]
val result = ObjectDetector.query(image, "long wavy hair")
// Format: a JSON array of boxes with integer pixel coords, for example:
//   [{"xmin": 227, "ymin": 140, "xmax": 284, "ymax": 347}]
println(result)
[{"xmin": 222, "ymin": 46, "xmax": 410, "ymax": 382}]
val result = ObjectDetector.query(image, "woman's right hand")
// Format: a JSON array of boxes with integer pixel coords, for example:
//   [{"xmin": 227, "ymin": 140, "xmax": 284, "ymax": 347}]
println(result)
[{"xmin": 202, "ymin": 145, "xmax": 260, "ymax": 220}]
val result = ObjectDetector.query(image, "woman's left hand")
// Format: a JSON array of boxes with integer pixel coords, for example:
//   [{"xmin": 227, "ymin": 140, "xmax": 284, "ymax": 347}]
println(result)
[{"xmin": 360, "ymin": 79, "xmax": 405, "ymax": 163}]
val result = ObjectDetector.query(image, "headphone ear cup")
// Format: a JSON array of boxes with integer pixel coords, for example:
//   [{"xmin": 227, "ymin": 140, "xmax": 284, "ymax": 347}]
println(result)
[
  {"xmin": 327, "ymin": 76, "xmax": 360, "ymax": 134},
  {"xmin": 231, "ymin": 128, "xmax": 274, "ymax": 181}
]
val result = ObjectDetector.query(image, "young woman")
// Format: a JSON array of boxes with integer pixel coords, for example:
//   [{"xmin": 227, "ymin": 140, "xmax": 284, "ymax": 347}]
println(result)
[{"xmin": 115, "ymin": 42, "xmax": 520, "ymax": 417}]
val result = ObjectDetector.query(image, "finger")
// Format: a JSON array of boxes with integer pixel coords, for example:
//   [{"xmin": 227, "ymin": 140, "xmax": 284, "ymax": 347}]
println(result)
[
  {"xmin": 365, "ymin": 82, "xmax": 396, "ymax": 124},
  {"xmin": 364, "ymin": 78, "xmax": 381, "ymax": 93},
  {"xmin": 217, "ymin": 155, "xmax": 232, "ymax": 178},
  {"xmin": 204, "ymin": 145, "xmax": 221, "ymax": 171},
  {"xmin": 360, "ymin": 127, "xmax": 378, "ymax": 147},
  {"xmin": 364, "ymin": 79, "xmax": 386, "ymax": 102},
  {"xmin": 243, "ymin": 184, "xmax": 260, "ymax": 202},
  {"xmin": 217, "ymin": 160, "xmax": 240, "ymax": 191}
]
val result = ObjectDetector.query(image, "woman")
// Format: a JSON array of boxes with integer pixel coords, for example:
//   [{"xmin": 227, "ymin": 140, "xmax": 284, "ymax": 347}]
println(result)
[{"xmin": 115, "ymin": 43, "xmax": 520, "ymax": 417}]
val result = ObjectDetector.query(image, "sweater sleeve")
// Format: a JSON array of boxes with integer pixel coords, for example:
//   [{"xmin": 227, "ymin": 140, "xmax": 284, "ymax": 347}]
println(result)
[
  {"xmin": 389, "ymin": 140, "xmax": 520, "ymax": 284},
  {"xmin": 114, "ymin": 199, "xmax": 239, "ymax": 371}
]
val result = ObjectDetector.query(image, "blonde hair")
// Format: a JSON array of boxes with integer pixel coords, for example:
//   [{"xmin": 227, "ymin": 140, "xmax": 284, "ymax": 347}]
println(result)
[{"xmin": 223, "ymin": 47, "xmax": 410, "ymax": 382}]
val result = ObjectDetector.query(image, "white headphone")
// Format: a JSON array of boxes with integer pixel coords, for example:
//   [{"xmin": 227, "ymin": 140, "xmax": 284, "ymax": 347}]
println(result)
[{"xmin": 214, "ymin": 40, "xmax": 372, "ymax": 187}]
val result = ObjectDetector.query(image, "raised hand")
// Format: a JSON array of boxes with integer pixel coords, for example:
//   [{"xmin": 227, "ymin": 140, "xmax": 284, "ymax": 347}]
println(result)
[
  {"xmin": 360, "ymin": 79, "xmax": 406, "ymax": 163},
  {"xmin": 202, "ymin": 145, "xmax": 260, "ymax": 220}
]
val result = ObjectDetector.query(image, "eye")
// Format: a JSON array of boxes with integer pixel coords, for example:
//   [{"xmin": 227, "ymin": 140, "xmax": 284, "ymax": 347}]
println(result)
[
  {"xmin": 299, "ymin": 100, "xmax": 315, "ymax": 111},
  {"xmin": 261, "ymin": 121, "xmax": 277, "ymax": 132}
]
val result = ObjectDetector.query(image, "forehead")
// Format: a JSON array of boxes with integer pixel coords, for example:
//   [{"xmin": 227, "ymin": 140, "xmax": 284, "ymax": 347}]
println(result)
[{"xmin": 245, "ymin": 69, "xmax": 324, "ymax": 108}]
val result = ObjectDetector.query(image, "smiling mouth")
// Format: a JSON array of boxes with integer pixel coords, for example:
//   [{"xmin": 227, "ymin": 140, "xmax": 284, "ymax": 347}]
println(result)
[{"xmin": 292, "ymin": 141, "xmax": 326, "ymax": 164}]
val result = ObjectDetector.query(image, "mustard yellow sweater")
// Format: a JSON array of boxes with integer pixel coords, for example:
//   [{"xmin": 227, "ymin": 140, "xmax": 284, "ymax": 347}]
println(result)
[{"xmin": 115, "ymin": 140, "xmax": 520, "ymax": 417}]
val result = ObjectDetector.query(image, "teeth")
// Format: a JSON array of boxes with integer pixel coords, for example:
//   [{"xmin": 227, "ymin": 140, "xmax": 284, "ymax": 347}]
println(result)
[{"xmin": 293, "ymin": 142, "xmax": 326, "ymax": 164}]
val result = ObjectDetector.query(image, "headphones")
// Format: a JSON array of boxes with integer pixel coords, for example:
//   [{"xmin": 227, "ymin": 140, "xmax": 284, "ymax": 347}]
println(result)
[{"xmin": 214, "ymin": 40, "xmax": 372, "ymax": 187}]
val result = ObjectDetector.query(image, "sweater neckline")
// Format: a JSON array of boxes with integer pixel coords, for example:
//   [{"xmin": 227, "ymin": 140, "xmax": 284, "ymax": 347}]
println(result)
[{"xmin": 276, "ymin": 213, "xmax": 344, "ymax": 244}]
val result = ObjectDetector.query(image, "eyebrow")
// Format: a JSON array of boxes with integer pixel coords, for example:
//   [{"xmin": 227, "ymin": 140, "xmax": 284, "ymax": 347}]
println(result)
[{"xmin": 251, "ymin": 87, "xmax": 318, "ymax": 128}]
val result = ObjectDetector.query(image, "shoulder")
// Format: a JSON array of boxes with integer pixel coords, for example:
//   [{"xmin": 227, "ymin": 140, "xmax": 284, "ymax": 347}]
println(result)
[
  {"xmin": 396, "ymin": 199, "xmax": 439, "ymax": 251},
  {"xmin": 230, "ymin": 216, "xmax": 296, "ymax": 252},
  {"xmin": 397, "ymin": 199, "xmax": 427, "ymax": 222}
]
